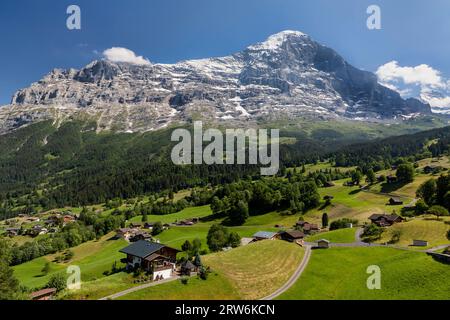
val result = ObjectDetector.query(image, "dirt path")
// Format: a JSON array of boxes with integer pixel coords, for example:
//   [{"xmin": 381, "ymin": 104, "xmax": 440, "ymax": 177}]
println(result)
[
  {"xmin": 98, "ymin": 276, "xmax": 180, "ymax": 300},
  {"xmin": 260, "ymin": 245, "xmax": 312, "ymax": 300}
]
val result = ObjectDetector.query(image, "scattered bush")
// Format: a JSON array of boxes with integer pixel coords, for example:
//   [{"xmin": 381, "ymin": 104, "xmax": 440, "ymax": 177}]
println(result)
[
  {"xmin": 330, "ymin": 218, "xmax": 358, "ymax": 230},
  {"xmin": 180, "ymin": 276, "xmax": 189, "ymax": 285},
  {"xmin": 46, "ymin": 273, "xmax": 66, "ymax": 292}
]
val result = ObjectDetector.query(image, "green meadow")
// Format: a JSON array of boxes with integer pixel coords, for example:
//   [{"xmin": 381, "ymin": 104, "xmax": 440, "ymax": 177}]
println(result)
[
  {"xmin": 306, "ymin": 228, "xmax": 356, "ymax": 243},
  {"xmin": 278, "ymin": 247, "xmax": 450, "ymax": 300}
]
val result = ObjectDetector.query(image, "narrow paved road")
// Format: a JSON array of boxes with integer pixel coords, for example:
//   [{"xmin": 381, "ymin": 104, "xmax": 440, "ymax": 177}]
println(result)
[
  {"xmin": 99, "ymin": 276, "xmax": 179, "ymax": 300},
  {"xmin": 260, "ymin": 245, "xmax": 312, "ymax": 300}
]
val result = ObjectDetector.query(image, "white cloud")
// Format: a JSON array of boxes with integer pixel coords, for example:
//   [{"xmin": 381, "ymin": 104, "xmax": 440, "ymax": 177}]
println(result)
[
  {"xmin": 376, "ymin": 61, "xmax": 443, "ymax": 88},
  {"xmin": 102, "ymin": 47, "xmax": 151, "ymax": 66},
  {"xmin": 376, "ymin": 61, "xmax": 450, "ymax": 112}
]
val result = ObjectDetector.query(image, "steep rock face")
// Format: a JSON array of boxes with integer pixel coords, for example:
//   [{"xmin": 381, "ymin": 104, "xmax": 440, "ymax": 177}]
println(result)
[{"xmin": 0, "ymin": 30, "xmax": 431, "ymax": 134}]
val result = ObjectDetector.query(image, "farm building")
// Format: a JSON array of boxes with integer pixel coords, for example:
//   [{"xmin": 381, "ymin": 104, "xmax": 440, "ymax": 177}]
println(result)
[
  {"xmin": 368, "ymin": 214, "xmax": 404, "ymax": 227},
  {"xmin": 129, "ymin": 223, "xmax": 143, "ymax": 228},
  {"xmin": 130, "ymin": 231, "xmax": 152, "ymax": 242},
  {"xmin": 317, "ymin": 239, "xmax": 330, "ymax": 248},
  {"xmin": 412, "ymin": 240, "xmax": 429, "ymax": 247},
  {"xmin": 62, "ymin": 215, "xmax": 76, "ymax": 225},
  {"xmin": 252, "ymin": 231, "xmax": 279, "ymax": 241},
  {"xmin": 295, "ymin": 221, "xmax": 319, "ymax": 234},
  {"xmin": 279, "ymin": 230, "xmax": 305, "ymax": 242},
  {"xmin": 119, "ymin": 240, "xmax": 180, "ymax": 278},
  {"xmin": 423, "ymin": 165, "xmax": 443, "ymax": 174},
  {"xmin": 116, "ymin": 228, "xmax": 135, "ymax": 240},
  {"xmin": 180, "ymin": 260, "xmax": 198, "ymax": 276},
  {"xmin": 30, "ymin": 288, "xmax": 57, "ymax": 300},
  {"xmin": 388, "ymin": 197, "xmax": 403, "ymax": 205}
]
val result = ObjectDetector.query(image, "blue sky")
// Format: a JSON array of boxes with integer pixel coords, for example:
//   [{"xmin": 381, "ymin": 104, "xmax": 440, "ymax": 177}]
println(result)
[{"xmin": 1, "ymin": 0, "xmax": 450, "ymax": 107}]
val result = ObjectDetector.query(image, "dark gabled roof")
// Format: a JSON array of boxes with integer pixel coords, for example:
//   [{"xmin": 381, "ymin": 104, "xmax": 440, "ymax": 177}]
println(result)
[
  {"xmin": 282, "ymin": 230, "xmax": 305, "ymax": 239},
  {"xmin": 369, "ymin": 214, "xmax": 403, "ymax": 222},
  {"xmin": 30, "ymin": 288, "xmax": 57, "ymax": 299},
  {"xmin": 182, "ymin": 260, "xmax": 196, "ymax": 270},
  {"xmin": 119, "ymin": 240, "xmax": 165, "ymax": 259},
  {"xmin": 384, "ymin": 214, "xmax": 403, "ymax": 222}
]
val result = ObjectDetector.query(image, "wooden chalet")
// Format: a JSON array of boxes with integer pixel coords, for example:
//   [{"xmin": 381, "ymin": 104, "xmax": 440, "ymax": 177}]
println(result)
[
  {"xmin": 181, "ymin": 260, "xmax": 198, "ymax": 276},
  {"xmin": 388, "ymin": 197, "xmax": 403, "ymax": 205},
  {"xmin": 279, "ymin": 230, "xmax": 305, "ymax": 242},
  {"xmin": 295, "ymin": 221, "xmax": 319, "ymax": 234},
  {"xmin": 317, "ymin": 239, "xmax": 330, "ymax": 248},
  {"xmin": 119, "ymin": 240, "xmax": 180, "ymax": 273},
  {"xmin": 368, "ymin": 214, "xmax": 404, "ymax": 227}
]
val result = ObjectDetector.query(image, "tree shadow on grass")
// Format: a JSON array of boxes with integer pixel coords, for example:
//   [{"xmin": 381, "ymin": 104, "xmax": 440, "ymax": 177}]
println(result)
[
  {"xmin": 200, "ymin": 213, "xmax": 226, "ymax": 223},
  {"xmin": 380, "ymin": 181, "xmax": 409, "ymax": 193}
]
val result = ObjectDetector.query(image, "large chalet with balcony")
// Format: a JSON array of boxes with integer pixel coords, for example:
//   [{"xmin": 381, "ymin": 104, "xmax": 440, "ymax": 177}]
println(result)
[{"xmin": 120, "ymin": 240, "xmax": 180, "ymax": 275}]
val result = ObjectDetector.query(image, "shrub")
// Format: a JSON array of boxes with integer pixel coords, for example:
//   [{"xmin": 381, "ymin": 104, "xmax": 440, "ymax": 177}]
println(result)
[
  {"xmin": 46, "ymin": 273, "xmax": 66, "ymax": 292},
  {"xmin": 388, "ymin": 230, "xmax": 402, "ymax": 244},
  {"xmin": 198, "ymin": 266, "xmax": 209, "ymax": 280},
  {"xmin": 330, "ymin": 218, "xmax": 358, "ymax": 230},
  {"xmin": 180, "ymin": 276, "xmax": 189, "ymax": 285},
  {"xmin": 362, "ymin": 224, "xmax": 384, "ymax": 242},
  {"xmin": 428, "ymin": 205, "xmax": 449, "ymax": 219},
  {"xmin": 152, "ymin": 222, "xmax": 163, "ymax": 236}
]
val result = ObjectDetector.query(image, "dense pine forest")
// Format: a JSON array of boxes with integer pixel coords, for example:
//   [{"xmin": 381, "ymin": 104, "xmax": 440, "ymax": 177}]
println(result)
[{"xmin": 1, "ymin": 120, "xmax": 450, "ymax": 219}]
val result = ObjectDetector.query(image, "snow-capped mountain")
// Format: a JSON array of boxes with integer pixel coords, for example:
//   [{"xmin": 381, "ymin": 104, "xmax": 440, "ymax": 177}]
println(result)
[{"xmin": 0, "ymin": 30, "xmax": 431, "ymax": 134}]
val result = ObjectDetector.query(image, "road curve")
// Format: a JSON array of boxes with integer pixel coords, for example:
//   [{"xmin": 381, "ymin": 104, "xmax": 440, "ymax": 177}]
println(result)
[{"xmin": 260, "ymin": 245, "xmax": 312, "ymax": 300}]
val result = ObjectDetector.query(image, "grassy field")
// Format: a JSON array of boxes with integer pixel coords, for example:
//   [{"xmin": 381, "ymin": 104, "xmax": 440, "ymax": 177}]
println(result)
[
  {"xmin": 203, "ymin": 240, "xmax": 304, "ymax": 300},
  {"xmin": 278, "ymin": 247, "xmax": 450, "ymax": 300},
  {"xmin": 304, "ymin": 179, "xmax": 407, "ymax": 225},
  {"xmin": 129, "ymin": 205, "xmax": 213, "ymax": 225},
  {"xmin": 61, "ymin": 272, "xmax": 137, "ymax": 300},
  {"xmin": 306, "ymin": 228, "xmax": 356, "ymax": 243},
  {"xmin": 117, "ymin": 273, "xmax": 240, "ymax": 300},
  {"xmin": 13, "ymin": 233, "xmax": 128, "ymax": 289},
  {"xmin": 376, "ymin": 216, "xmax": 450, "ymax": 249}
]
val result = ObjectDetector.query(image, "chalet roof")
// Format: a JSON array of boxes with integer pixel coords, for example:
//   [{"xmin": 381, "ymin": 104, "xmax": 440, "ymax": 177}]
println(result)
[
  {"xmin": 317, "ymin": 239, "xmax": 330, "ymax": 243},
  {"xmin": 282, "ymin": 230, "xmax": 305, "ymax": 239},
  {"xmin": 144, "ymin": 253, "xmax": 169, "ymax": 262},
  {"xmin": 389, "ymin": 197, "xmax": 402, "ymax": 202},
  {"xmin": 30, "ymin": 288, "xmax": 57, "ymax": 299},
  {"xmin": 253, "ymin": 231, "xmax": 278, "ymax": 239},
  {"xmin": 182, "ymin": 260, "xmax": 196, "ymax": 270},
  {"xmin": 369, "ymin": 214, "xmax": 403, "ymax": 222},
  {"xmin": 119, "ymin": 240, "xmax": 165, "ymax": 259}
]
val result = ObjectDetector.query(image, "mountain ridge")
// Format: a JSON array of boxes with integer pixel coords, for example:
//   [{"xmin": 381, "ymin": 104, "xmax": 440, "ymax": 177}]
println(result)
[{"xmin": 0, "ymin": 30, "xmax": 432, "ymax": 134}]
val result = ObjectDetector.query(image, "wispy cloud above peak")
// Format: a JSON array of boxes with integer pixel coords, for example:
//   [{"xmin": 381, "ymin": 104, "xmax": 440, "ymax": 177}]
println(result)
[
  {"xmin": 102, "ymin": 47, "xmax": 151, "ymax": 66},
  {"xmin": 376, "ymin": 61, "xmax": 450, "ymax": 113}
]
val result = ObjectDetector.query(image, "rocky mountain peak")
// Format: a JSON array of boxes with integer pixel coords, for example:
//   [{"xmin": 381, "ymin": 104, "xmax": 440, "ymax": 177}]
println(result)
[{"xmin": 0, "ymin": 30, "xmax": 432, "ymax": 135}]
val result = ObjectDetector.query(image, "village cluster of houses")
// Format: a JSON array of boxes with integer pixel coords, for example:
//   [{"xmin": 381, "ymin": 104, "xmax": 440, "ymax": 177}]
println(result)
[
  {"xmin": 4, "ymin": 213, "xmax": 76, "ymax": 238},
  {"xmin": 115, "ymin": 218, "xmax": 200, "ymax": 243}
]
